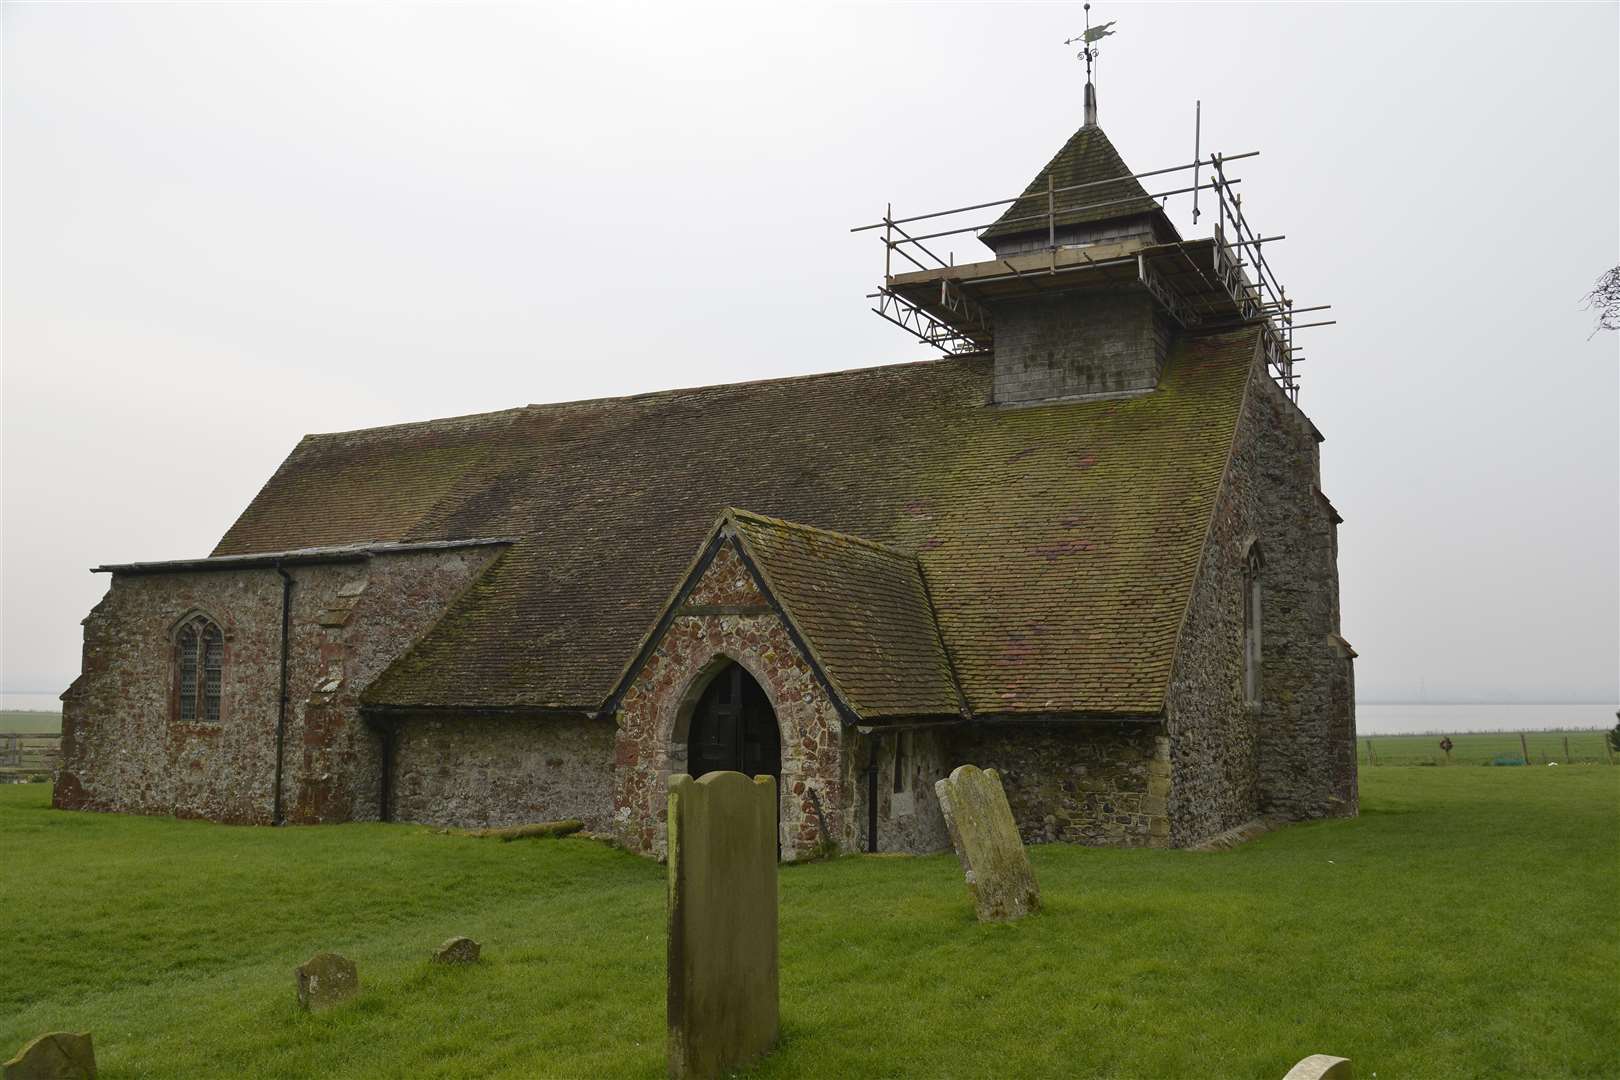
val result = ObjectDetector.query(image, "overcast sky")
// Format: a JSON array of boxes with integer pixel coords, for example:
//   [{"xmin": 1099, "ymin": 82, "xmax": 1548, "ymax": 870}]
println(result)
[{"xmin": 3, "ymin": 2, "xmax": 1617, "ymax": 704}]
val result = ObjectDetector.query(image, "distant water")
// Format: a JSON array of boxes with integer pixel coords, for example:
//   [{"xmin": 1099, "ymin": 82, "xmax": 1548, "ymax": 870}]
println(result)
[
  {"xmin": 1357, "ymin": 703, "xmax": 1617, "ymax": 735},
  {"xmin": 1, "ymin": 692, "xmax": 64, "ymax": 712}
]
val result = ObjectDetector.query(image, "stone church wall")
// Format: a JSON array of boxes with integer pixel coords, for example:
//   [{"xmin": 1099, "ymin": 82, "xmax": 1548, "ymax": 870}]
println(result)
[
  {"xmin": 1164, "ymin": 397, "xmax": 1263, "ymax": 845},
  {"xmin": 946, "ymin": 724, "xmax": 1168, "ymax": 847},
  {"xmin": 389, "ymin": 713, "xmax": 615, "ymax": 831},
  {"xmin": 55, "ymin": 546, "xmax": 502, "ymax": 824},
  {"xmin": 613, "ymin": 540, "xmax": 851, "ymax": 861},
  {"xmin": 844, "ymin": 727, "xmax": 952, "ymax": 855},
  {"xmin": 1243, "ymin": 374, "xmax": 1359, "ymax": 819},
  {"xmin": 1165, "ymin": 359, "xmax": 1357, "ymax": 845}
]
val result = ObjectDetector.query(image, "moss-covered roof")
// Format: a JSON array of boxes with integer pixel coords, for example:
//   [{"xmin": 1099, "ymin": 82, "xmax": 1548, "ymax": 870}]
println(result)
[
  {"xmin": 726, "ymin": 510, "xmax": 964, "ymax": 721},
  {"xmin": 979, "ymin": 123, "xmax": 1163, "ymax": 244},
  {"xmin": 216, "ymin": 328, "xmax": 1258, "ymax": 717}
]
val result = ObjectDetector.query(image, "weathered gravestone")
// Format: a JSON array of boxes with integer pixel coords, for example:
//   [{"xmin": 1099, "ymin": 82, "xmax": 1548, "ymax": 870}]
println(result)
[
  {"xmin": 666, "ymin": 771, "xmax": 778, "ymax": 1079},
  {"xmin": 432, "ymin": 936, "xmax": 482, "ymax": 964},
  {"xmin": 3, "ymin": 1032, "xmax": 95, "ymax": 1080},
  {"xmin": 1281, "ymin": 1053, "xmax": 1352, "ymax": 1080},
  {"xmin": 934, "ymin": 764, "xmax": 1040, "ymax": 922},
  {"xmin": 295, "ymin": 951, "xmax": 359, "ymax": 1011}
]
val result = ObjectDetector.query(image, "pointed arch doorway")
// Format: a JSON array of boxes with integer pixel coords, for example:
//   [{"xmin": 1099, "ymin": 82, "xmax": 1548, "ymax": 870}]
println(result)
[{"xmin": 686, "ymin": 661, "xmax": 781, "ymax": 785}]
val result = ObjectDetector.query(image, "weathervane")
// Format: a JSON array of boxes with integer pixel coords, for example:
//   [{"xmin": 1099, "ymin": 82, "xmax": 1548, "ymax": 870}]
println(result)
[{"xmin": 1064, "ymin": 3, "xmax": 1116, "ymax": 85}]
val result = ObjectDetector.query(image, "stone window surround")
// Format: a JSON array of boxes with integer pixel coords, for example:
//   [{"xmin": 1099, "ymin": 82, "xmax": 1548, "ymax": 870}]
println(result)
[
  {"xmin": 170, "ymin": 609, "xmax": 230, "ymax": 725},
  {"xmin": 1241, "ymin": 538, "xmax": 1264, "ymax": 712}
]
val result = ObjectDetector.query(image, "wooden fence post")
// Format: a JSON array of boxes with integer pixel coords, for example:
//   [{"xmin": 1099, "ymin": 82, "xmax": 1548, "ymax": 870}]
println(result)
[
  {"xmin": 1563, "ymin": 735, "xmax": 1570, "ymax": 763},
  {"xmin": 1519, "ymin": 732, "xmax": 1531, "ymax": 766}
]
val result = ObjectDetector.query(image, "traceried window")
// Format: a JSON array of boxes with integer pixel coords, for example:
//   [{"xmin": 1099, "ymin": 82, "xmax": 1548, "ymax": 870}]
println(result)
[
  {"xmin": 1243, "ymin": 542, "xmax": 1264, "ymax": 709},
  {"xmin": 175, "ymin": 615, "xmax": 225, "ymax": 722}
]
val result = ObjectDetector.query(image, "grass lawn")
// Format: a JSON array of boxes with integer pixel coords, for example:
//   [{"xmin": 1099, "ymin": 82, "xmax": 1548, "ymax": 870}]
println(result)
[
  {"xmin": 3, "ymin": 768, "xmax": 1616, "ymax": 1079},
  {"xmin": 1358, "ymin": 728, "xmax": 1615, "ymax": 766}
]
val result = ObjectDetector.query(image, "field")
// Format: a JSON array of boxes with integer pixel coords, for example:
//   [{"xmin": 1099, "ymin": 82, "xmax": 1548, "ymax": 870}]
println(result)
[
  {"xmin": 1359, "ymin": 728, "xmax": 1614, "ymax": 766},
  {"xmin": 3, "ymin": 768, "xmax": 1616, "ymax": 1078},
  {"xmin": 0, "ymin": 710, "xmax": 62, "ymax": 733}
]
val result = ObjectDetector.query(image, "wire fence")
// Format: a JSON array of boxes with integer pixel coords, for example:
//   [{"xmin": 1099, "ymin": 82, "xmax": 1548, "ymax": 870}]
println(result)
[{"xmin": 1358, "ymin": 730, "xmax": 1617, "ymax": 767}]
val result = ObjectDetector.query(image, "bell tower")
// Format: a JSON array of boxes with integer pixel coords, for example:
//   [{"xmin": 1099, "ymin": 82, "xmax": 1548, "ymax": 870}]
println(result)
[{"xmin": 857, "ymin": 11, "xmax": 1325, "ymax": 406}]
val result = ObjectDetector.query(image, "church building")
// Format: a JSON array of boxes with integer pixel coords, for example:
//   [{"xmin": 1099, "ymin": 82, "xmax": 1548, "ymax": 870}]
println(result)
[{"xmin": 55, "ymin": 81, "xmax": 1358, "ymax": 858}]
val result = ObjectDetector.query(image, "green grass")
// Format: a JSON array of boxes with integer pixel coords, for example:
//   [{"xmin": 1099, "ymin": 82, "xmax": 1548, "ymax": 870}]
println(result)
[
  {"xmin": 3, "ymin": 769, "xmax": 1616, "ymax": 1079},
  {"xmin": 1359, "ymin": 728, "xmax": 1615, "ymax": 766},
  {"xmin": 0, "ymin": 710, "xmax": 61, "ymax": 734}
]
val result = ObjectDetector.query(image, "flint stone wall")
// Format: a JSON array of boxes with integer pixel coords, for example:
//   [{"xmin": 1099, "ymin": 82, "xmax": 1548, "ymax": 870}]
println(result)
[
  {"xmin": 1243, "ymin": 372, "xmax": 1358, "ymax": 819},
  {"xmin": 56, "ymin": 547, "xmax": 501, "ymax": 824},
  {"xmin": 845, "ymin": 727, "xmax": 952, "ymax": 854},
  {"xmin": 390, "ymin": 712, "xmax": 614, "ymax": 832},
  {"xmin": 1165, "ymin": 358, "xmax": 1357, "ymax": 845},
  {"xmin": 945, "ymin": 723, "xmax": 1167, "ymax": 847},
  {"xmin": 613, "ymin": 540, "xmax": 849, "ymax": 861}
]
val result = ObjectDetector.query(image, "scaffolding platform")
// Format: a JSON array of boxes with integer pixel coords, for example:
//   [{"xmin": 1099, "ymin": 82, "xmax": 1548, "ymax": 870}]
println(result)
[{"xmin": 856, "ymin": 151, "xmax": 1332, "ymax": 403}]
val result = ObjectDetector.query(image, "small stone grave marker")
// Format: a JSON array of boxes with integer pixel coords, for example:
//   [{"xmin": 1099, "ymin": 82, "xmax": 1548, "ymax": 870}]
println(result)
[
  {"xmin": 432, "ymin": 937, "xmax": 481, "ymax": 964},
  {"xmin": 295, "ymin": 951, "xmax": 359, "ymax": 1011},
  {"xmin": 1281, "ymin": 1053, "xmax": 1352, "ymax": 1080},
  {"xmin": 934, "ymin": 764, "xmax": 1040, "ymax": 922},
  {"xmin": 666, "ymin": 771, "xmax": 778, "ymax": 1079},
  {"xmin": 3, "ymin": 1031, "xmax": 96, "ymax": 1079}
]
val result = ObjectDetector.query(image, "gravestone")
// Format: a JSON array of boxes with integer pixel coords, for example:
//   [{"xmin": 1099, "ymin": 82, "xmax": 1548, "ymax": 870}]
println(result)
[
  {"xmin": 1282, "ymin": 1054, "xmax": 1352, "ymax": 1080},
  {"xmin": 666, "ymin": 771, "xmax": 778, "ymax": 1079},
  {"xmin": 3, "ymin": 1031, "xmax": 96, "ymax": 1079},
  {"xmin": 432, "ymin": 937, "xmax": 481, "ymax": 964},
  {"xmin": 934, "ymin": 764, "xmax": 1040, "ymax": 922},
  {"xmin": 295, "ymin": 951, "xmax": 359, "ymax": 1011}
]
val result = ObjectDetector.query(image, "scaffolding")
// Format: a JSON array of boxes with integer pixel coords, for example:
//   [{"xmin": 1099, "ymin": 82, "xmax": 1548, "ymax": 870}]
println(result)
[{"xmin": 853, "ymin": 150, "xmax": 1333, "ymax": 403}]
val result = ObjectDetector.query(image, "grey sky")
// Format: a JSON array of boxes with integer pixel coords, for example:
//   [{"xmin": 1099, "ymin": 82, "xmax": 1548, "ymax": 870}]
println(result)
[{"xmin": 4, "ymin": 2, "xmax": 1617, "ymax": 704}]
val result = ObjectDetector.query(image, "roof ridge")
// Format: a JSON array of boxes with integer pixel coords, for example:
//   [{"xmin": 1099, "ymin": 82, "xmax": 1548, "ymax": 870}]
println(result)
[
  {"xmin": 303, "ymin": 405, "xmax": 533, "ymax": 441},
  {"xmin": 522, "ymin": 356, "xmax": 967, "ymax": 414},
  {"xmin": 293, "ymin": 358, "xmax": 990, "ymax": 449},
  {"xmin": 723, "ymin": 507, "xmax": 918, "ymax": 562}
]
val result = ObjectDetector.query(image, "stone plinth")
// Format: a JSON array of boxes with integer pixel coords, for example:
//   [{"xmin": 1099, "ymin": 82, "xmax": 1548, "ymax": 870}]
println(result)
[
  {"xmin": 666, "ymin": 771, "xmax": 778, "ymax": 1079},
  {"xmin": 934, "ymin": 764, "xmax": 1040, "ymax": 922}
]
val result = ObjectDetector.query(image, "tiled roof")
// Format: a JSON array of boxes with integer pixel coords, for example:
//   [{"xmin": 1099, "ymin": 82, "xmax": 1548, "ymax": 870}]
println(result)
[
  {"xmin": 979, "ymin": 123, "xmax": 1163, "ymax": 243},
  {"xmin": 215, "ymin": 328, "xmax": 1258, "ymax": 717},
  {"xmin": 727, "ymin": 510, "xmax": 964, "ymax": 721}
]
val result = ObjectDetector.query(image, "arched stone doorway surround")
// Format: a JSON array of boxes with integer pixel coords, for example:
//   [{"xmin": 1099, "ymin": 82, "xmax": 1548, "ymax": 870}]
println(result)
[
  {"xmin": 611, "ymin": 541, "xmax": 849, "ymax": 861},
  {"xmin": 670, "ymin": 656, "xmax": 780, "ymax": 784}
]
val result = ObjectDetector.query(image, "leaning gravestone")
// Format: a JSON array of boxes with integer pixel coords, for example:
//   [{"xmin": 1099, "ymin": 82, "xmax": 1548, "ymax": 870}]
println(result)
[
  {"xmin": 3, "ymin": 1032, "xmax": 96, "ymax": 1080},
  {"xmin": 935, "ymin": 764, "xmax": 1041, "ymax": 922},
  {"xmin": 432, "ymin": 937, "xmax": 481, "ymax": 964},
  {"xmin": 666, "ymin": 771, "xmax": 778, "ymax": 1079},
  {"xmin": 295, "ymin": 951, "xmax": 359, "ymax": 1011}
]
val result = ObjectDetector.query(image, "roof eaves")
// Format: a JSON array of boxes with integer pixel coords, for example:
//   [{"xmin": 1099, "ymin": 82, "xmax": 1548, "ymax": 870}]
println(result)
[{"xmin": 95, "ymin": 537, "xmax": 518, "ymax": 576}]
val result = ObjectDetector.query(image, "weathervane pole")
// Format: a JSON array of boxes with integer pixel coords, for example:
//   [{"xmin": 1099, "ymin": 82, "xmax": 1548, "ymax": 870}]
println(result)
[
  {"xmin": 1065, "ymin": 4, "xmax": 1115, "ymax": 127},
  {"xmin": 1083, "ymin": 3, "xmax": 1094, "ymax": 83}
]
